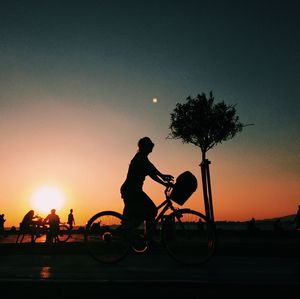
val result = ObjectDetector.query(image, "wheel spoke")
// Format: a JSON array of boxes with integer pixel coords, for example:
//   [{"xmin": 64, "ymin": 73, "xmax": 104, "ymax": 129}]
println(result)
[
  {"xmin": 162, "ymin": 209, "xmax": 216, "ymax": 265},
  {"xmin": 85, "ymin": 211, "xmax": 130, "ymax": 264}
]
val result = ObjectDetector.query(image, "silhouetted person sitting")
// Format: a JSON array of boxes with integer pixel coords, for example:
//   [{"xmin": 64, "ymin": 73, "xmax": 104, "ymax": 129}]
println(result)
[
  {"xmin": 43, "ymin": 209, "xmax": 60, "ymax": 243},
  {"xmin": 121, "ymin": 137, "xmax": 173, "ymax": 247},
  {"xmin": 17, "ymin": 210, "xmax": 38, "ymax": 243}
]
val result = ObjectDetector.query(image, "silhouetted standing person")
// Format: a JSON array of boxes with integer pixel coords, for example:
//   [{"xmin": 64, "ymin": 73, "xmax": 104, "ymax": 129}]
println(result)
[
  {"xmin": 247, "ymin": 217, "xmax": 257, "ymax": 233},
  {"xmin": 0, "ymin": 214, "xmax": 5, "ymax": 237},
  {"xmin": 120, "ymin": 137, "xmax": 173, "ymax": 246},
  {"xmin": 43, "ymin": 209, "xmax": 60, "ymax": 243},
  {"xmin": 295, "ymin": 205, "xmax": 300, "ymax": 231},
  {"xmin": 67, "ymin": 209, "xmax": 75, "ymax": 230}
]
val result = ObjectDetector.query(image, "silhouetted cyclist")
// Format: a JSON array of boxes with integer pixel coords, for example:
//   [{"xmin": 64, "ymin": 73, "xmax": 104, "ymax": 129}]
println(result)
[
  {"xmin": 18, "ymin": 210, "xmax": 39, "ymax": 243},
  {"xmin": 43, "ymin": 209, "xmax": 60, "ymax": 243},
  {"xmin": 120, "ymin": 137, "xmax": 173, "ymax": 246}
]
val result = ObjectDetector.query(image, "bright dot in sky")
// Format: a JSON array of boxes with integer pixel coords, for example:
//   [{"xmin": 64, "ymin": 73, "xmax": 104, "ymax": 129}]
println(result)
[
  {"xmin": 152, "ymin": 98, "xmax": 158, "ymax": 103},
  {"xmin": 30, "ymin": 186, "xmax": 66, "ymax": 214}
]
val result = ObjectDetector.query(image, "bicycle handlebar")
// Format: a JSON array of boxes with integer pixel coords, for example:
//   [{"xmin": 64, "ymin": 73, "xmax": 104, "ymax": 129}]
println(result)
[{"xmin": 164, "ymin": 184, "xmax": 174, "ymax": 198}]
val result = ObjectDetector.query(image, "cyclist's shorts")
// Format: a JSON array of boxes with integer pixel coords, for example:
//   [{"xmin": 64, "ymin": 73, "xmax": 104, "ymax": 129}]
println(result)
[{"xmin": 170, "ymin": 171, "xmax": 197, "ymax": 205}]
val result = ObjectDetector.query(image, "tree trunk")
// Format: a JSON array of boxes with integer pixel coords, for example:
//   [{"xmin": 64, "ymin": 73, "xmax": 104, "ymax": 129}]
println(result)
[
  {"xmin": 202, "ymin": 150, "xmax": 206, "ymax": 162},
  {"xmin": 200, "ymin": 150, "xmax": 215, "ymax": 224}
]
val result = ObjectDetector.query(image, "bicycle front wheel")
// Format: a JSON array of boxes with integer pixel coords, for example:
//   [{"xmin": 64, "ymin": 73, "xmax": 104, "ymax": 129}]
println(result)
[
  {"xmin": 57, "ymin": 224, "xmax": 71, "ymax": 243},
  {"xmin": 85, "ymin": 211, "xmax": 130, "ymax": 264},
  {"xmin": 161, "ymin": 209, "xmax": 216, "ymax": 265}
]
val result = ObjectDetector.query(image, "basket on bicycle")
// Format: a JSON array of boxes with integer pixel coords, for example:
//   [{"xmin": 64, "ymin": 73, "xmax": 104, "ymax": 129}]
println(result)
[{"xmin": 169, "ymin": 171, "xmax": 198, "ymax": 205}]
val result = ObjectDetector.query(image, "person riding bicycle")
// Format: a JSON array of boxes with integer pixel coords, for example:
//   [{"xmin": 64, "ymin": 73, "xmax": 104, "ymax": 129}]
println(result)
[
  {"xmin": 43, "ymin": 208, "xmax": 60, "ymax": 243},
  {"xmin": 120, "ymin": 137, "xmax": 173, "ymax": 246}
]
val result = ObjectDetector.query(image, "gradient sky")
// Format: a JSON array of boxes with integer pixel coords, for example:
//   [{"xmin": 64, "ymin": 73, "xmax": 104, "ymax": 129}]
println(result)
[{"xmin": 1, "ymin": 0, "xmax": 299, "ymax": 227}]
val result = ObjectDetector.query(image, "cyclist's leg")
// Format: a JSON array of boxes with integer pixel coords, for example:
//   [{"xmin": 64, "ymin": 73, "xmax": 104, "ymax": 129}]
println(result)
[
  {"xmin": 139, "ymin": 192, "xmax": 157, "ymax": 242},
  {"xmin": 122, "ymin": 203, "xmax": 151, "ymax": 253},
  {"xmin": 29, "ymin": 225, "xmax": 35, "ymax": 243},
  {"xmin": 122, "ymin": 205, "xmax": 143, "ymax": 239},
  {"xmin": 122, "ymin": 191, "xmax": 159, "ymax": 252},
  {"xmin": 52, "ymin": 225, "xmax": 60, "ymax": 243},
  {"xmin": 16, "ymin": 223, "xmax": 24, "ymax": 243},
  {"xmin": 45, "ymin": 226, "xmax": 53, "ymax": 243}
]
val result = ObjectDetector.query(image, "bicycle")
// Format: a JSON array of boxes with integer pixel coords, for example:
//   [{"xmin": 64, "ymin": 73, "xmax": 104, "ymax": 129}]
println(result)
[
  {"xmin": 84, "ymin": 182, "xmax": 216, "ymax": 265},
  {"xmin": 16, "ymin": 216, "xmax": 71, "ymax": 243}
]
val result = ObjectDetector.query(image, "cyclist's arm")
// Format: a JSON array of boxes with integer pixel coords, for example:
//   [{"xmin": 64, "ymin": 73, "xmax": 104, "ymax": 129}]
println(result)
[
  {"xmin": 148, "ymin": 163, "xmax": 173, "ymax": 186},
  {"xmin": 43, "ymin": 215, "xmax": 49, "ymax": 224},
  {"xmin": 149, "ymin": 172, "xmax": 169, "ymax": 187}
]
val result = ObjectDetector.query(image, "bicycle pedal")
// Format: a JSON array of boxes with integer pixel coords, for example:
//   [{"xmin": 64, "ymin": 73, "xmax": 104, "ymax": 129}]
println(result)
[{"xmin": 131, "ymin": 235, "xmax": 148, "ymax": 253}]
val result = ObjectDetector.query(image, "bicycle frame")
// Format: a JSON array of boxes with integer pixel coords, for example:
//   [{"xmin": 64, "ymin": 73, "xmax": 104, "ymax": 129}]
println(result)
[
  {"xmin": 155, "ymin": 199, "xmax": 176, "ymax": 223},
  {"xmin": 85, "ymin": 186, "xmax": 216, "ymax": 265},
  {"xmin": 150, "ymin": 187, "xmax": 183, "ymax": 230}
]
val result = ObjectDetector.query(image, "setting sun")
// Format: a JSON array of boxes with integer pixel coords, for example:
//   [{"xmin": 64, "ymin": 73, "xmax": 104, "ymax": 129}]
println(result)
[{"xmin": 30, "ymin": 186, "xmax": 66, "ymax": 214}]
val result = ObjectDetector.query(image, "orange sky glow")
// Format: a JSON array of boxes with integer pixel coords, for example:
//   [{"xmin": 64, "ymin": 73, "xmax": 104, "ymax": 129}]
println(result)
[
  {"xmin": 1, "ymin": 1, "xmax": 299, "ymax": 228},
  {"xmin": 0, "ymin": 100, "xmax": 298, "ymax": 227}
]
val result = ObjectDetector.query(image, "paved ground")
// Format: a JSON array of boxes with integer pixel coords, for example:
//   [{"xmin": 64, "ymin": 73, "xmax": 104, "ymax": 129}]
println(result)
[{"xmin": 0, "ymin": 231, "xmax": 299, "ymax": 298}]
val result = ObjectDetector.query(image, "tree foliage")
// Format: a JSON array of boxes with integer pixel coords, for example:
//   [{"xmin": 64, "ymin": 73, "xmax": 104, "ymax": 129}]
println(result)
[{"xmin": 168, "ymin": 92, "xmax": 245, "ymax": 159}]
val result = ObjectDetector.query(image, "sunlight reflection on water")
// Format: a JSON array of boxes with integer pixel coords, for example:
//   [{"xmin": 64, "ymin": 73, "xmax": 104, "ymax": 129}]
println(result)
[{"xmin": 40, "ymin": 266, "xmax": 52, "ymax": 279}]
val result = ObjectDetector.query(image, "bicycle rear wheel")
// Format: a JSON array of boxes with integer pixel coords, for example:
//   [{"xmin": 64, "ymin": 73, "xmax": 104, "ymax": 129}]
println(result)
[
  {"xmin": 57, "ymin": 224, "xmax": 71, "ymax": 243},
  {"xmin": 85, "ymin": 211, "xmax": 130, "ymax": 264},
  {"xmin": 161, "ymin": 209, "xmax": 216, "ymax": 265}
]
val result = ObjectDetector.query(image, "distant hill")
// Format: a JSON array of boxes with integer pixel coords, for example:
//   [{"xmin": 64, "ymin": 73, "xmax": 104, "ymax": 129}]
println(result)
[
  {"xmin": 216, "ymin": 214, "xmax": 296, "ymax": 224},
  {"xmin": 216, "ymin": 214, "xmax": 297, "ymax": 231},
  {"xmin": 259, "ymin": 214, "xmax": 296, "ymax": 222}
]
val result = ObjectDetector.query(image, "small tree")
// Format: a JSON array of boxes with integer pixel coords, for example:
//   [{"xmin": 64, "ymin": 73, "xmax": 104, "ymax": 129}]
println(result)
[
  {"xmin": 169, "ymin": 91, "xmax": 245, "ymax": 161},
  {"xmin": 168, "ymin": 91, "xmax": 246, "ymax": 222}
]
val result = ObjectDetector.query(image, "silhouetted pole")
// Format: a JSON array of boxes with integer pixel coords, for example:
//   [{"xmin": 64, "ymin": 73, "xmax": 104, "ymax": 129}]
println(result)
[{"xmin": 200, "ymin": 159, "xmax": 215, "ymax": 225}]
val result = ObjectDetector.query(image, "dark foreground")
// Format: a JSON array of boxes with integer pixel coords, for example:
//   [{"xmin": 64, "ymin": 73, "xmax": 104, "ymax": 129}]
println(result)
[{"xmin": 0, "ymin": 231, "xmax": 299, "ymax": 298}]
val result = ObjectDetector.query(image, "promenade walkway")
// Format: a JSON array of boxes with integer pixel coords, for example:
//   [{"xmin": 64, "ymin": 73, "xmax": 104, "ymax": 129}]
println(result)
[{"xmin": 0, "ymin": 231, "xmax": 299, "ymax": 298}]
